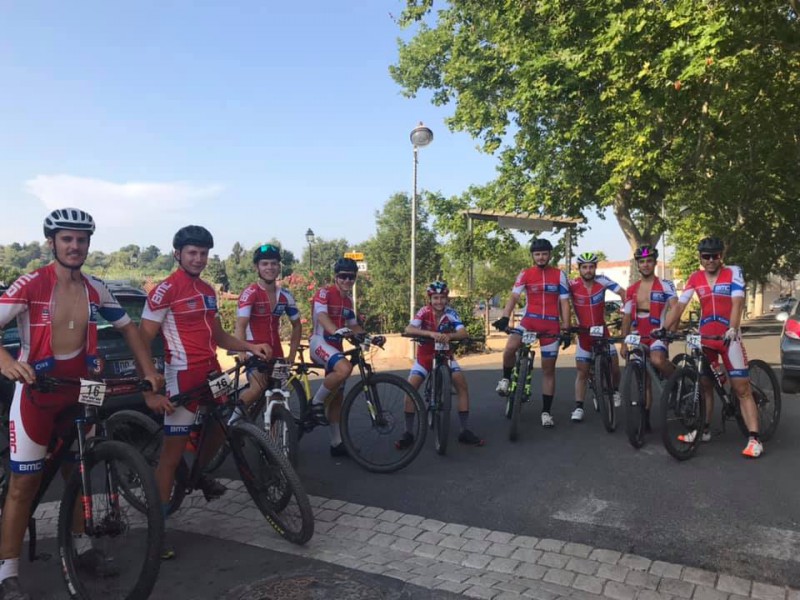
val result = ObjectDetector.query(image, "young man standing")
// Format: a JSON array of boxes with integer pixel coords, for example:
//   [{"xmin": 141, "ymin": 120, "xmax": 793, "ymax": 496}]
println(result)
[
  {"xmin": 0, "ymin": 208, "xmax": 165, "ymax": 600},
  {"xmin": 493, "ymin": 238, "xmax": 571, "ymax": 428},
  {"xmin": 568, "ymin": 252, "xmax": 625, "ymax": 422}
]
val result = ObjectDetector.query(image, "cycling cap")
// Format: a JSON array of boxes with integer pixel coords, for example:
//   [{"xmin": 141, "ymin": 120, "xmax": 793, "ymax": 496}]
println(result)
[
  {"xmin": 43, "ymin": 208, "xmax": 95, "ymax": 238},
  {"xmin": 253, "ymin": 243, "xmax": 281, "ymax": 263},
  {"xmin": 173, "ymin": 225, "xmax": 214, "ymax": 250},
  {"xmin": 426, "ymin": 280, "xmax": 449, "ymax": 297},
  {"xmin": 634, "ymin": 245, "xmax": 659, "ymax": 260},
  {"xmin": 697, "ymin": 237, "xmax": 724, "ymax": 253},
  {"xmin": 576, "ymin": 252, "xmax": 599, "ymax": 265},
  {"xmin": 530, "ymin": 238, "xmax": 553, "ymax": 252},
  {"xmin": 333, "ymin": 257, "xmax": 358, "ymax": 273}
]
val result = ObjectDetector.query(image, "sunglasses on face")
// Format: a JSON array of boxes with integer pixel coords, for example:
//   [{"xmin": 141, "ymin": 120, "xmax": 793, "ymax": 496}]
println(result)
[
  {"xmin": 700, "ymin": 253, "xmax": 721, "ymax": 261},
  {"xmin": 336, "ymin": 273, "xmax": 357, "ymax": 281}
]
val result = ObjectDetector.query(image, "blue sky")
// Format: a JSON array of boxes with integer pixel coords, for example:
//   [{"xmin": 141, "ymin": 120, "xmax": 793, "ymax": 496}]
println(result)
[{"xmin": 0, "ymin": 1, "xmax": 626, "ymax": 260}]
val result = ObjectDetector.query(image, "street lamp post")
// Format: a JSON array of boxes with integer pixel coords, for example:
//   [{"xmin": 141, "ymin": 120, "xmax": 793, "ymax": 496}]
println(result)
[
  {"xmin": 409, "ymin": 123, "xmax": 433, "ymax": 337},
  {"xmin": 305, "ymin": 228, "xmax": 315, "ymax": 271}
]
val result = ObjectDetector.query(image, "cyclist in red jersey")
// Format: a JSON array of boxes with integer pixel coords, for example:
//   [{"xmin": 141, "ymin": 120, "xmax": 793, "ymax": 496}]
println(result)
[
  {"xmin": 0, "ymin": 208, "xmax": 165, "ymax": 600},
  {"xmin": 664, "ymin": 237, "xmax": 762, "ymax": 458},
  {"xmin": 307, "ymin": 258, "xmax": 374, "ymax": 457},
  {"xmin": 621, "ymin": 245, "xmax": 677, "ymax": 431},
  {"xmin": 568, "ymin": 252, "xmax": 626, "ymax": 422},
  {"xmin": 492, "ymin": 238, "xmax": 571, "ymax": 428},
  {"xmin": 233, "ymin": 244, "xmax": 302, "ymax": 418},
  {"xmin": 139, "ymin": 226, "xmax": 271, "ymax": 559}
]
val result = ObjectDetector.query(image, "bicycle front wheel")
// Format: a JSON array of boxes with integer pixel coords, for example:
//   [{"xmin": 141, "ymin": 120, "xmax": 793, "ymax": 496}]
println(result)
[
  {"xmin": 228, "ymin": 422, "xmax": 314, "ymax": 545},
  {"xmin": 595, "ymin": 353, "xmax": 616, "ymax": 433},
  {"xmin": 58, "ymin": 440, "xmax": 163, "ymax": 600},
  {"xmin": 509, "ymin": 357, "xmax": 529, "ymax": 442},
  {"xmin": 660, "ymin": 366, "xmax": 704, "ymax": 461},
  {"xmin": 434, "ymin": 364, "xmax": 452, "ymax": 456},
  {"xmin": 266, "ymin": 404, "xmax": 300, "ymax": 467},
  {"xmin": 739, "ymin": 359, "xmax": 781, "ymax": 442},
  {"xmin": 340, "ymin": 373, "xmax": 426, "ymax": 473},
  {"xmin": 622, "ymin": 362, "xmax": 645, "ymax": 448}
]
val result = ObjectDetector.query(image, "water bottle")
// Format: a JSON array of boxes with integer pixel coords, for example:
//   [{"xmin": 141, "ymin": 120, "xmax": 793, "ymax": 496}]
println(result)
[{"xmin": 714, "ymin": 365, "xmax": 728, "ymax": 386}]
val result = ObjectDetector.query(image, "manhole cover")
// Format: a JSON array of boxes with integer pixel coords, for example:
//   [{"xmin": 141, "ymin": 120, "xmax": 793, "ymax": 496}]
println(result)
[{"xmin": 221, "ymin": 572, "xmax": 387, "ymax": 600}]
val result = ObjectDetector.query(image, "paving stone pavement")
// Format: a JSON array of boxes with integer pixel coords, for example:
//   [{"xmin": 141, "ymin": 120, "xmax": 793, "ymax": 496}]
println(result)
[{"xmin": 30, "ymin": 478, "xmax": 796, "ymax": 600}]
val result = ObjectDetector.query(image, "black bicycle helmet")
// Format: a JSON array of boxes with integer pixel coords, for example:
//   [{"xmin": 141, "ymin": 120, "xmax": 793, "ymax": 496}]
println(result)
[
  {"xmin": 697, "ymin": 237, "xmax": 724, "ymax": 253},
  {"xmin": 253, "ymin": 243, "xmax": 281, "ymax": 263},
  {"xmin": 530, "ymin": 238, "xmax": 553, "ymax": 252},
  {"xmin": 43, "ymin": 207, "xmax": 96, "ymax": 238},
  {"xmin": 333, "ymin": 257, "xmax": 358, "ymax": 273},
  {"xmin": 634, "ymin": 244, "xmax": 659, "ymax": 260},
  {"xmin": 172, "ymin": 225, "xmax": 214, "ymax": 250},
  {"xmin": 426, "ymin": 280, "xmax": 449, "ymax": 296}
]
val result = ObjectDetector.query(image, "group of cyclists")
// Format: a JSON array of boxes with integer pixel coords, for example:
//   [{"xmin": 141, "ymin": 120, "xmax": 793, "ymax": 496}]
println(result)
[{"xmin": 0, "ymin": 206, "xmax": 765, "ymax": 599}]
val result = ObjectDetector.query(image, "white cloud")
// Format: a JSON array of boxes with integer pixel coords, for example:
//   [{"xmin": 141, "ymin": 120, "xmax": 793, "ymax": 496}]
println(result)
[{"xmin": 24, "ymin": 174, "xmax": 223, "ymax": 228}]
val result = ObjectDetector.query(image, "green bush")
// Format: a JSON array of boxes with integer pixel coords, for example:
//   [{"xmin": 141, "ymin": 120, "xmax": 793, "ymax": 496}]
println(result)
[{"xmin": 448, "ymin": 296, "xmax": 486, "ymax": 355}]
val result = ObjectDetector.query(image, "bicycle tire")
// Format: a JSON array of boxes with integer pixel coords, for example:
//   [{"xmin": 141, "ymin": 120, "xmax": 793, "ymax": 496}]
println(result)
[
  {"xmin": 509, "ymin": 356, "xmax": 529, "ymax": 442},
  {"xmin": 266, "ymin": 404, "xmax": 300, "ymax": 467},
  {"xmin": 0, "ymin": 402, "xmax": 9, "ymax": 508},
  {"xmin": 671, "ymin": 353, "xmax": 695, "ymax": 369},
  {"xmin": 104, "ymin": 410, "xmax": 188, "ymax": 516},
  {"xmin": 622, "ymin": 361, "xmax": 645, "ymax": 448},
  {"xmin": 340, "ymin": 373, "xmax": 426, "ymax": 473},
  {"xmin": 228, "ymin": 422, "xmax": 314, "ymax": 545},
  {"xmin": 737, "ymin": 359, "xmax": 781, "ymax": 442},
  {"xmin": 660, "ymin": 366, "xmax": 704, "ymax": 461},
  {"xmin": 58, "ymin": 440, "xmax": 163, "ymax": 600},
  {"xmin": 595, "ymin": 353, "xmax": 616, "ymax": 433},
  {"xmin": 434, "ymin": 364, "xmax": 452, "ymax": 455},
  {"xmin": 282, "ymin": 377, "xmax": 308, "ymax": 440}
]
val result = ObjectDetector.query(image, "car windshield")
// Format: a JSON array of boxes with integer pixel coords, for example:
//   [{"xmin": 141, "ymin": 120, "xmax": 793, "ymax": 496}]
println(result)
[{"xmin": 97, "ymin": 296, "xmax": 146, "ymax": 329}]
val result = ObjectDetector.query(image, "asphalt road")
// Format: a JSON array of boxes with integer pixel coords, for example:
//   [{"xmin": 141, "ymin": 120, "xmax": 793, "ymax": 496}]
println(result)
[{"xmin": 213, "ymin": 316, "xmax": 800, "ymax": 588}]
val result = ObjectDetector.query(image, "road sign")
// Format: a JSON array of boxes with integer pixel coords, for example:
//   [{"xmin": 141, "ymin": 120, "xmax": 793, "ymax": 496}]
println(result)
[
  {"xmin": 357, "ymin": 261, "xmax": 367, "ymax": 272},
  {"xmin": 345, "ymin": 252, "xmax": 364, "ymax": 261}
]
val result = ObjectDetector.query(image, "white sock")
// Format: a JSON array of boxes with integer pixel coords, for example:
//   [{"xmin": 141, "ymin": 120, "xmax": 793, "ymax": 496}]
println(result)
[
  {"xmin": 73, "ymin": 533, "xmax": 92, "ymax": 555},
  {"xmin": 228, "ymin": 406, "xmax": 245, "ymax": 425},
  {"xmin": 0, "ymin": 558, "xmax": 19, "ymax": 582},
  {"xmin": 330, "ymin": 422, "xmax": 342, "ymax": 446},
  {"xmin": 312, "ymin": 384, "xmax": 332, "ymax": 406}
]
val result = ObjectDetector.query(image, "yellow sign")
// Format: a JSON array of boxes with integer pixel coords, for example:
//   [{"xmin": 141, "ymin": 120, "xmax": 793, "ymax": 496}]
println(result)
[{"xmin": 344, "ymin": 252, "xmax": 364, "ymax": 261}]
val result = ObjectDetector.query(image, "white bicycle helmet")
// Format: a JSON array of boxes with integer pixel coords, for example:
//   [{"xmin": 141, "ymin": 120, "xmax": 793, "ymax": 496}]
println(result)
[{"xmin": 43, "ymin": 207, "xmax": 96, "ymax": 237}]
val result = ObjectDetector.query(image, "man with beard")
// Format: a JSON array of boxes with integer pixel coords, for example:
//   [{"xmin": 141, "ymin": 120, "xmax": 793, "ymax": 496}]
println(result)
[
  {"xmin": 663, "ymin": 237, "xmax": 762, "ymax": 458},
  {"xmin": 492, "ymin": 238, "xmax": 571, "ymax": 428},
  {"xmin": 568, "ymin": 252, "xmax": 626, "ymax": 422},
  {"xmin": 0, "ymin": 208, "xmax": 165, "ymax": 600}
]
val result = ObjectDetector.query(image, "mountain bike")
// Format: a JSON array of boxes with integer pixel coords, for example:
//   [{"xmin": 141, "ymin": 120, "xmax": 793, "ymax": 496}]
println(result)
[
  {"xmin": 0, "ymin": 375, "xmax": 163, "ymax": 600},
  {"xmin": 105, "ymin": 357, "xmax": 314, "ymax": 544},
  {"xmin": 658, "ymin": 331, "xmax": 781, "ymax": 461},
  {"xmin": 295, "ymin": 333, "xmax": 426, "ymax": 473},
  {"xmin": 502, "ymin": 328, "xmax": 560, "ymax": 442}
]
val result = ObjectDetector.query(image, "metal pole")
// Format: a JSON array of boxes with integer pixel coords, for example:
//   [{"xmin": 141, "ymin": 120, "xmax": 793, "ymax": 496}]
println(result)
[
  {"xmin": 308, "ymin": 243, "xmax": 312, "ymax": 271},
  {"xmin": 467, "ymin": 215, "xmax": 474, "ymax": 295},
  {"xmin": 410, "ymin": 147, "xmax": 418, "ymax": 360},
  {"xmin": 660, "ymin": 199, "xmax": 666, "ymax": 279}
]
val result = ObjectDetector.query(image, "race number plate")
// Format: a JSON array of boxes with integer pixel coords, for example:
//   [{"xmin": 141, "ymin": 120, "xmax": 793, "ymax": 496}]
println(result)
[
  {"xmin": 521, "ymin": 331, "xmax": 538, "ymax": 345},
  {"xmin": 624, "ymin": 334, "xmax": 641, "ymax": 346},
  {"xmin": 434, "ymin": 342, "xmax": 450, "ymax": 351},
  {"xmin": 271, "ymin": 362, "xmax": 290, "ymax": 382},
  {"xmin": 589, "ymin": 326, "xmax": 604, "ymax": 338},
  {"xmin": 78, "ymin": 379, "xmax": 107, "ymax": 406},
  {"xmin": 207, "ymin": 373, "xmax": 233, "ymax": 398},
  {"xmin": 686, "ymin": 334, "xmax": 702, "ymax": 350}
]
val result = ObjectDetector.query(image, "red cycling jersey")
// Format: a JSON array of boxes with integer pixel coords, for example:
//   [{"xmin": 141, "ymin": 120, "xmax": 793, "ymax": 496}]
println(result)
[
  {"xmin": 410, "ymin": 305, "xmax": 464, "ymax": 365},
  {"xmin": 311, "ymin": 284, "xmax": 357, "ymax": 349},
  {"xmin": 511, "ymin": 266, "xmax": 570, "ymax": 333},
  {"xmin": 142, "ymin": 269, "xmax": 219, "ymax": 370},
  {"xmin": 237, "ymin": 283, "xmax": 300, "ymax": 358},
  {"xmin": 623, "ymin": 278, "xmax": 677, "ymax": 336},
  {"xmin": 679, "ymin": 266, "xmax": 745, "ymax": 346},
  {"xmin": 570, "ymin": 275, "xmax": 622, "ymax": 328}
]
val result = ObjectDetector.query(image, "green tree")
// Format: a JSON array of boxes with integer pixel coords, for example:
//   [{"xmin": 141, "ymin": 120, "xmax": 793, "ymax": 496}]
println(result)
[
  {"xmin": 298, "ymin": 238, "xmax": 352, "ymax": 285},
  {"xmin": 206, "ymin": 254, "xmax": 230, "ymax": 291}
]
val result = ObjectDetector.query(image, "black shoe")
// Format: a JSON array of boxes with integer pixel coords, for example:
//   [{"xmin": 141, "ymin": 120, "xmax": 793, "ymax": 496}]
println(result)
[
  {"xmin": 458, "ymin": 429, "xmax": 485, "ymax": 447},
  {"xmin": 329, "ymin": 443, "xmax": 348, "ymax": 458},
  {"xmin": 394, "ymin": 432, "xmax": 415, "ymax": 450},
  {"xmin": 197, "ymin": 475, "xmax": 227, "ymax": 501},
  {"xmin": 309, "ymin": 402, "xmax": 329, "ymax": 426},
  {"xmin": 75, "ymin": 548, "xmax": 120, "ymax": 578},
  {"xmin": 0, "ymin": 577, "xmax": 32, "ymax": 600}
]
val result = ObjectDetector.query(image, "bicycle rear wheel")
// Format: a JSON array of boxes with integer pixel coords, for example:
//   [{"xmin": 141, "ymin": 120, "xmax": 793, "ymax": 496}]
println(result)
[
  {"xmin": 738, "ymin": 359, "xmax": 781, "ymax": 442},
  {"xmin": 509, "ymin": 358, "xmax": 528, "ymax": 442},
  {"xmin": 595, "ymin": 353, "xmax": 616, "ymax": 433},
  {"xmin": 622, "ymin": 361, "xmax": 645, "ymax": 448},
  {"xmin": 660, "ymin": 366, "xmax": 704, "ymax": 461},
  {"xmin": 433, "ymin": 364, "xmax": 452, "ymax": 455},
  {"xmin": 340, "ymin": 373, "xmax": 426, "ymax": 473},
  {"xmin": 0, "ymin": 401, "xmax": 9, "ymax": 508},
  {"xmin": 58, "ymin": 440, "xmax": 163, "ymax": 600},
  {"xmin": 228, "ymin": 422, "xmax": 314, "ymax": 545},
  {"xmin": 104, "ymin": 410, "xmax": 188, "ymax": 516}
]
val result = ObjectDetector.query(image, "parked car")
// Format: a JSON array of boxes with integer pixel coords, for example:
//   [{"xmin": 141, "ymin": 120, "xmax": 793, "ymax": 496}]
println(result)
[
  {"xmin": 777, "ymin": 301, "xmax": 800, "ymax": 394},
  {"xmin": 769, "ymin": 296, "xmax": 797, "ymax": 314},
  {"xmin": 1, "ymin": 283, "xmax": 164, "ymax": 411}
]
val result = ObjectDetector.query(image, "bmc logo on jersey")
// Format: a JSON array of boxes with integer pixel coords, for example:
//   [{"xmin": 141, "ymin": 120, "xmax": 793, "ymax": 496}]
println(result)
[
  {"xmin": 203, "ymin": 295, "xmax": 217, "ymax": 310},
  {"xmin": 151, "ymin": 282, "xmax": 173, "ymax": 305},
  {"xmin": 651, "ymin": 292, "xmax": 668, "ymax": 303},
  {"xmin": 4, "ymin": 272, "xmax": 39, "ymax": 297},
  {"xmin": 544, "ymin": 284, "xmax": 558, "ymax": 293},
  {"xmin": 239, "ymin": 287, "xmax": 256, "ymax": 303},
  {"xmin": 89, "ymin": 303, "xmax": 100, "ymax": 322},
  {"xmin": 713, "ymin": 284, "xmax": 731, "ymax": 296}
]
